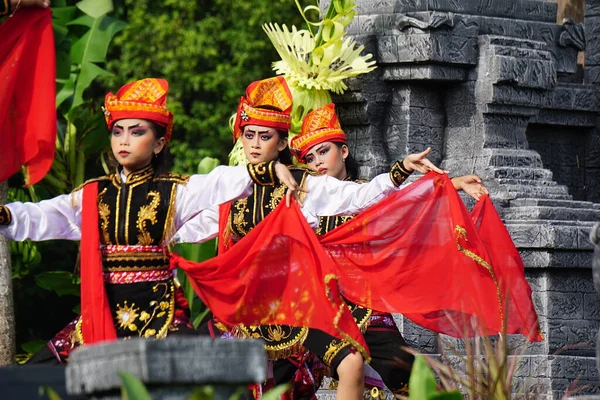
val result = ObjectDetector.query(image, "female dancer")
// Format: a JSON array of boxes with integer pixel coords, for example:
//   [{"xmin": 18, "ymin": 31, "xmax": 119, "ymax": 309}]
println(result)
[
  {"xmin": 287, "ymin": 103, "xmax": 489, "ymax": 397},
  {"xmin": 0, "ymin": 78, "xmax": 298, "ymax": 363},
  {"xmin": 174, "ymin": 77, "xmax": 446, "ymax": 400}
]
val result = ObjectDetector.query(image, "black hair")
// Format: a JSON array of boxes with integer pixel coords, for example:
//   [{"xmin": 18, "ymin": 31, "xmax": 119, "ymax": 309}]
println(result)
[
  {"xmin": 334, "ymin": 142, "xmax": 359, "ymax": 180},
  {"xmin": 275, "ymin": 129, "xmax": 294, "ymax": 165},
  {"xmin": 147, "ymin": 121, "xmax": 173, "ymax": 176}
]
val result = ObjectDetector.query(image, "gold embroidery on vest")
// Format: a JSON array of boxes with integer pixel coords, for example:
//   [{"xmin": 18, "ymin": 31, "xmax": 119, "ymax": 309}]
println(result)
[
  {"xmin": 97, "ymin": 188, "xmax": 110, "ymax": 244},
  {"xmin": 232, "ymin": 198, "xmax": 249, "ymax": 237},
  {"xmin": 269, "ymin": 185, "xmax": 286, "ymax": 210},
  {"xmin": 137, "ymin": 191, "xmax": 160, "ymax": 245}
]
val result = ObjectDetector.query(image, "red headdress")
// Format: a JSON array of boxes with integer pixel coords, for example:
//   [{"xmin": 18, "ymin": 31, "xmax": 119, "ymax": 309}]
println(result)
[
  {"xmin": 103, "ymin": 78, "xmax": 174, "ymax": 142},
  {"xmin": 290, "ymin": 104, "xmax": 346, "ymax": 162},
  {"xmin": 233, "ymin": 76, "xmax": 293, "ymax": 140}
]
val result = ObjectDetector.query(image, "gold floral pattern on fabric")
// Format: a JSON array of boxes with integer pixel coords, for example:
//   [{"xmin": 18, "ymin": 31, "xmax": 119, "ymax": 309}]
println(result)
[
  {"xmin": 136, "ymin": 191, "xmax": 160, "ymax": 245},
  {"xmin": 116, "ymin": 301, "xmax": 140, "ymax": 331},
  {"xmin": 323, "ymin": 338, "xmax": 353, "ymax": 366},
  {"xmin": 232, "ymin": 198, "xmax": 249, "ymax": 237},
  {"xmin": 238, "ymin": 325, "xmax": 309, "ymax": 360},
  {"xmin": 75, "ymin": 280, "xmax": 175, "ymax": 344},
  {"xmin": 0, "ymin": 205, "xmax": 11, "ymax": 226},
  {"xmin": 455, "ymin": 225, "xmax": 504, "ymax": 323},
  {"xmin": 269, "ymin": 185, "xmax": 286, "ymax": 210},
  {"xmin": 97, "ymin": 188, "xmax": 111, "ymax": 244}
]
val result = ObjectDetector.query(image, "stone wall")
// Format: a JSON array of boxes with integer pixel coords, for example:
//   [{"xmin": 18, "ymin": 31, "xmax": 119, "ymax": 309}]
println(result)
[{"xmin": 321, "ymin": 0, "xmax": 600, "ymax": 398}]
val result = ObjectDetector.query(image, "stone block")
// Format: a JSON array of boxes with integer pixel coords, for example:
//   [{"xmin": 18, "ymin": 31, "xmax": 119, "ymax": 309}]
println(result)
[
  {"xmin": 547, "ymin": 292, "xmax": 584, "ymax": 319},
  {"xmin": 584, "ymin": 293, "xmax": 600, "ymax": 319},
  {"xmin": 551, "ymin": 355, "xmax": 596, "ymax": 379},
  {"xmin": 547, "ymin": 319, "xmax": 598, "ymax": 355},
  {"xmin": 586, "ymin": 0, "xmax": 600, "ymax": 17},
  {"xmin": 66, "ymin": 337, "xmax": 267, "ymax": 398},
  {"xmin": 547, "ymin": 271, "xmax": 597, "ymax": 293},
  {"xmin": 584, "ymin": 66, "xmax": 600, "ymax": 85},
  {"xmin": 376, "ymin": 35, "xmax": 398, "ymax": 63}
]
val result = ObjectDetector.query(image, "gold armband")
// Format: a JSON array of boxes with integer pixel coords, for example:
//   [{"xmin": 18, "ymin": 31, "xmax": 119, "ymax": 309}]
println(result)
[
  {"xmin": 0, "ymin": 205, "xmax": 12, "ymax": 226},
  {"xmin": 247, "ymin": 161, "xmax": 277, "ymax": 186},
  {"xmin": 389, "ymin": 159, "xmax": 413, "ymax": 187}
]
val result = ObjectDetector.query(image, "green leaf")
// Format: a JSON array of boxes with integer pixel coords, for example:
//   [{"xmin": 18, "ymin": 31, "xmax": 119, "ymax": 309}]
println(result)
[
  {"xmin": 76, "ymin": 0, "xmax": 114, "ymax": 19},
  {"xmin": 186, "ymin": 385, "xmax": 214, "ymax": 400},
  {"xmin": 409, "ymin": 355, "xmax": 439, "ymax": 400},
  {"xmin": 21, "ymin": 340, "xmax": 46, "ymax": 354},
  {"xmin": 56, "ymin": 76, "xmax": 75, "ymax": 110},
  {"xmin": 428, "ymin": 392, "xmax": 464, "ymax": 400},
  {"xmin": 118, "ymin": 371, "xmax": 151, "ymax": 400},
  {"xmin": 261, "ymin": 384, "xmax": 290, "ymax": 400},
  {"xmin": 72, "ymin": 61, "xmax": 112, "ymax": 108},
  {"xmin": 35, "ymin": 271, "xmax": 80, "ymax": 297},
  {"xmin": 197, "ymin": 157, "xmax": 220, "ymax": 174},
  {"xmin": 39, "ymin": 386, "xmax": 63, "ymax": 400},
  {"xmin": 52, "ymin": 6, "xmax": 77, "ymax": 27}
]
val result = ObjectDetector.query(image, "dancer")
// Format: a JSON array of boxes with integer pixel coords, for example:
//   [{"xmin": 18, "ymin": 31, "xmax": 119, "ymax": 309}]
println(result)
[
  {"xmin": 174, "ymin": 77, "xmax": 446, "ymax": 400},
  {"xmin": 0, "ymin": 78, "xmax": 298, "ymax": 363},
  {"xmin": 286, "ymin": 103, "xmax": 489, "ymax": 397}
]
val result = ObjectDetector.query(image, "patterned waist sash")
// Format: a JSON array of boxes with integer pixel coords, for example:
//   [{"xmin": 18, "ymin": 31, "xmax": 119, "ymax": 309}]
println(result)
[{"xmin": 101, "ymin": 245, "xmax": 171, "ymax": 284}]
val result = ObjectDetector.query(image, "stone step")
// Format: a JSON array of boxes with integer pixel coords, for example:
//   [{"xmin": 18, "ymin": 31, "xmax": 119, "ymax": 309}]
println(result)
[
  {"xmin": 503, "ymin": 206, "xmax": 600, "ymax": 222},
  {"xmin": 501, "ymin": 184, "xmax": 571, "ymax": 195},
  {"xmin": 497, "ymin": 178, "xmax": 557, "ymax": 186},
  {"xmin": 510, "ymin": 198, "xmax": 600, "ymax": 210},
  {"xmin": 482, "ymin": 149, "xmax": 544, "ymax": 168},
  {"xmin": 504, "ymin": 222, "xmax": 594, "ymax": 250},
  {"xmin": 507, "ymin": 192, "xmax": 573, "ymax": 200},
  {"xmin": 493, "ymin": 167, "xmax": 554, "ymax": 181}
]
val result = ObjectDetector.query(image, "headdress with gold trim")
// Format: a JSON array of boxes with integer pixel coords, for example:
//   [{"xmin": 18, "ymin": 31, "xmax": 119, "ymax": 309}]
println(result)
[
  {"xmin": 291, "ymin": 104, "xmax": 346, "ymax": 163},
  {"xmin": 103, "ymin": 78, "xmax": 174, "ymax": 143},
  {"xmin": 233, "ymin": 76, "xmax": 293, "ymax": 141}
]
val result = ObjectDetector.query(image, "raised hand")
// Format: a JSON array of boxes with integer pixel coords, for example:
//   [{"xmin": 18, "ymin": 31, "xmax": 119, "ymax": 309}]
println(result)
[
  {"xmin": 403, "ymin": 147, "xmax": 448, "ymax": 175},
  {"xmin": 451, "ymin": 174, "xmax": 489, "ymax": 201},
  {"xmin": 273, "ymin": 162, "xmax": 308, "ymax": 207}
]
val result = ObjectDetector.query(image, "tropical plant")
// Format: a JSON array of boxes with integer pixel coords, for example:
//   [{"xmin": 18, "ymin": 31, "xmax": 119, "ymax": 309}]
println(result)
[
  {"xmin": 229, "ymin": 0, "xmax": 376, "ymax": 165},
  {"xmin": 172, "ymin": 157, "xmax": 220, "ymax": 328},
  {"xmin": 44, "ymin": 0, "xmax": 126, "ymax": 195}
]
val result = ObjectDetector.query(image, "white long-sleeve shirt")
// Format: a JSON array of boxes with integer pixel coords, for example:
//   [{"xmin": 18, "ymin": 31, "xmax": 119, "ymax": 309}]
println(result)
[
  {"xmin": 0, "ymin": 166, "xmax": 254, "ymax": 242},
  {"xmin": 173, "ymin": 172, "xmax": 407, "ymax": 244}
]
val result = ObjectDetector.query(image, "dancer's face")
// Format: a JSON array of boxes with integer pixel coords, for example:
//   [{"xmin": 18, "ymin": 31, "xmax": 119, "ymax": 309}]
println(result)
[
  {"xmin": 110, "ymin": 118, "xmax": 165, "ymax": 175},
  {"xmin": 304, "ymin": 141, "xmax": 349, "ymax": 180},
  {"xmin": 241, "ymin": 125, "xmax": 288, "ymax": 164}
]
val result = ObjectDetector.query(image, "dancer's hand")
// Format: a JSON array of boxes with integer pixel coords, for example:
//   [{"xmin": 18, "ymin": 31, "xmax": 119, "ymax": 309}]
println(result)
[
  {"xmin": 451, "ymin": 175, "xmax": 489, "ymax": 201},
  {"xmin": 274, "ymin": 162, "xmax": 308, "ymax": 207},
  {"xmin": 403, "ymin": 147, "xmax": 448, "ymax": 175}
]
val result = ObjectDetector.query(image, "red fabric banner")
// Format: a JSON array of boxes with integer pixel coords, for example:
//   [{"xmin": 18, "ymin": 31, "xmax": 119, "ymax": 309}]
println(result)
[
  {"xmin": 174, "ymin": 172, "xmax": 541, "ymax": 347},
  {"xmin": 0, "ymin": 8, "xmax": 56, "ymax": 185},
  {"xmin": 172, "ymin": 199, "xmax": 371, "ymax": 359},
  {"xmin": 81, "ymin": 182, "xmax": 117, "ymax": 344},
  {"xmin": 319, "ymin": 173, "xmax": 542, "ymax": 341}
]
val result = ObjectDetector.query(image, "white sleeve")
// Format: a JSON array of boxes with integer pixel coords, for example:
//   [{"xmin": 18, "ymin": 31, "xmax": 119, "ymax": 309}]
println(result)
[
  {"xmin": 172, "ymin": 206, "xmax": 219, "ymax": 244},
  {"xmin": 303, "ymin": 173, "xmax": 407, "ymax": 217},
  {"xmin": 0, "ymin": 191, "xmax": 82, "ymax": 241},
  {"xmin": 174, "ymin": 165, "xmax": 252, "ymax": 231}
]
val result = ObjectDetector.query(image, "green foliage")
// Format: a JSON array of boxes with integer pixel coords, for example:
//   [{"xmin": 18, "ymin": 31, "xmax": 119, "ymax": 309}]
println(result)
[
  {"xmin": 408, "ymin": 356, "xmax": 463, "ymax": 400},
  {"xmin": 173, "ymin": 157, "xmax": 220, "ymax": 328},
  {"xmin": 103, "ymin": 0, "xmax": 306, "ymax": 169},
  {"xmin": 119, "ymin": 371, "xmax": 152, "ymax": 400}
]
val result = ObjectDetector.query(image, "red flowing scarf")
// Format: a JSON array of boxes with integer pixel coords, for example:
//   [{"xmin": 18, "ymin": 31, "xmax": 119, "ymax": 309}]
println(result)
[
  {"xmin": 172, "ymin": 198, "xmax": 371, "ymax": 359},
  {"xmin": 174, "ymin": 173, "xmax": 541, "ymax": 345},
  {"xmin": 0, "ymin": 8, "xmax": 56, "ymax": 186},
  {"xmin": 319, "ymin": 173, "xmax": 542, "ymax": 341},
  {"xmin": 81, "ymin": 182, "xmax": 117, "ymax": 343}
]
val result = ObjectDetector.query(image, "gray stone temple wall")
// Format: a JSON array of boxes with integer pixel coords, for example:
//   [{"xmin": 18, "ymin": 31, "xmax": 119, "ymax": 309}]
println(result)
[{"xmin": 324, "ymin": 0, "xmax": 600, "ymax": 398}]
